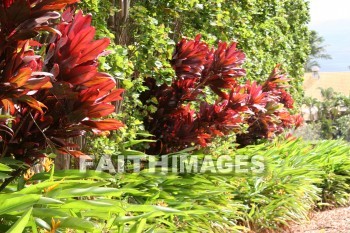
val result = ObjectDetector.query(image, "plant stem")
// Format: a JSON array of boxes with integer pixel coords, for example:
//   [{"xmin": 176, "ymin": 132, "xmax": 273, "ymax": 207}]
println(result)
[
  {"xmin": 0, "ymin": 112, "xmax": 30, "ymax": 159},
  {"xmin": 0, "ymin": 168, "xmax": 24, "ymax": 192}
]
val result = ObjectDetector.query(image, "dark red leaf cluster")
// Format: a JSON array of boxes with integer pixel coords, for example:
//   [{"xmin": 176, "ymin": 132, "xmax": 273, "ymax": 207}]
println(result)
[
  {"xmin": 0, "ymin": 1, "xmax": 123, "ymax": 162},
  {"xmin": 141, "ymin": 36, "xmax": 303, "ymax": 154}
]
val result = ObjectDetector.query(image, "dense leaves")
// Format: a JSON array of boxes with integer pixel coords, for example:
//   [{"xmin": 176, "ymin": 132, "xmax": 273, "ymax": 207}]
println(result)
[
  {"xmin": 132, "ymin": 0, "xmax": 310, "ymax": 104},
  {"xmin": 1, "ymin": 139, "xmax": 349, "ymax": 232},
  {"xmin": 0, "ymin": 1, "xmax": 123, "ymax": 174},
  {"xmin": 2, "ymin": 2, "xmax": 343, "ymax": 233},
  {"xmin": 141, "ymin": 36, "xmax": 302, "ymax": 154},
  {"xmin": 300, "ymin": 88, "xmax": 350, "ymax": 141},
  {"xmin": 79, "ymin": 0, "xmax": 310, "ymax": 154}
]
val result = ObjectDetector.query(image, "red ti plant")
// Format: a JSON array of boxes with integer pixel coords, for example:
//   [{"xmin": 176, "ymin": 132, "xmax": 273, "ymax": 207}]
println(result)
[
  {"xmin": 0, "ymin": 1, "xmax": 123, "ymax": 188},
  {"xmin": 140, "ymin": 35, "xmax": 302, "ymax": 154},
  {"xmin": 236, "ymin": 66, "xmax": 303, "ymax": 146}
]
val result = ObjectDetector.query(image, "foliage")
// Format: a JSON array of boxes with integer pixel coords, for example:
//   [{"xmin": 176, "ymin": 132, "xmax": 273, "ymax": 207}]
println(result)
[
  {"xmin": 132, "ymin": 0, "xmax": 310, "ymax": 104},
  {"xmin": 140, "ymin": 35, "xmax": 302, "ymax": 154},
  {"xmin": 336, "ymin": 115, "xmax": 350, "ymax": 141},
  {"xmin": 119, "ymin": 139, "xmax": 350, "ymax": 231},
  {"xmin": 0, "ymin": 1, "xmax": 123, "ymax": 189},
  {"xmin": 305, "ymin": 30, "xmax": 332, "ymax": 71},
  {"xmin": 301, "ymin": 88, "xmax": 350, "ymax": 141},
  {"xmin": 1, "ymin": 139, "xmax": 350, "ymax": 232},
  {"xmin": 0, "ymin": 168, "xmax": 209, "ymax": 232},
  {"xmin": 293, "ymin": 121, "xmax": 322, "ymax": 141},
  {"xmin": 78, "ymin": 1, "xmax": 170, "ymax": 155},
  {"xmin": 79, "ymin": 0, "xmax": 310, "ymax": 153},
  {"xmin": 3, "ymin": 2, "xmax": 346, "ymax": 233}
]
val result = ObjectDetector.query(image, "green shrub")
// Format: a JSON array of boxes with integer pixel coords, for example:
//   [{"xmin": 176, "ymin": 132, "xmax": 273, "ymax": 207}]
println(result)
[
  {"xmin": 301, "ymin": 88, "xmax": 350, "ymax": 141},
  {"xmin": 79, "ymin": 0, "xmax": 311, "ymax": 153},
  {"xmin": 1, "ymin": 139, "xmax": 350, "ymax": 232},
  {"xmin": 134, "ymin": 0, "xmax": 310, "ymax": 104}
]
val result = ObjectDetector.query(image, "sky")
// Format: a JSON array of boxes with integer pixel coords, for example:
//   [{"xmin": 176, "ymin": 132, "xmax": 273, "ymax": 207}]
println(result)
[{"xmin": 309, "ymin": 0, "xmax": 350, "ymax": 72}]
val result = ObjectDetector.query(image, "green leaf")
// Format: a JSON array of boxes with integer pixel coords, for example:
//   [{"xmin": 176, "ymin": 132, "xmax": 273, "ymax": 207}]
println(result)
[
  {"xmin": 0, "ymin": 172, "xmax": 11, "ymax": 179},
  {"xmin": 17, "ymin": 177, "xmax": 26, "ymax": 191},
  {"xmin": 0, "ymin": 194, "xmax": 40, "ymax": 215},
  {"xmin": 31, "ymin": 169, "xmax": 114, "ymax": 181},
  {"xmin": 129, "ymin": 218, "xmax": 147, "ymax": 233},
  {"xmin": 34, "ymin": 218, "xmax": 51, "ymax": 230},
  {"xmin": 0, "ymin": 163, "xmax": 12, "ymax": 172},
  {"xmin": 0, "ymin": 158, "xmax": 27, "ymax": 168},
  {"xmin": 122, "ymin": 79, "xmax": 134, "ymax": 89},
  {"xmin": 6, "ymin": 207, "xmax": 32, "ymax": 233},
  {"xmin": 17, "ymin": 180, "xmax": 98, "ymax": 194},
  {"xmin": 60, "ymin": 217, "xmax": 96, "ymax": 231},
  {"xmin": 33, "ymin": 208, "xmax": 70, "ymax": 218},
  {"xmin": 59, "ymin": 200, "xmax": 124, "ymax": 211},
  {"xmin": 123, "ymin": 139, "xmax": 155, "ymax": 148},
  {"xmin": 114, "ymin": 212, "xmax": 156, "ymax": 223},
  {"xmin": 52, "ymin": 187, "xmax": 144, "ymax": 198},
  {"xmin": 37, "ymin": 197, "xmax": 64, "ymax": 205}
]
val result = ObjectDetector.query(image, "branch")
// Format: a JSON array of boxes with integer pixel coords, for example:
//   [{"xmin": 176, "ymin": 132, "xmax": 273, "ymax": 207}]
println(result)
[
  {"xmin": 0, "ymin": 112, "xmax": 30, "ymax": 159},
  {"xmin": 0, "ymin": 168, "xmax": 24, "ymax": 192}
]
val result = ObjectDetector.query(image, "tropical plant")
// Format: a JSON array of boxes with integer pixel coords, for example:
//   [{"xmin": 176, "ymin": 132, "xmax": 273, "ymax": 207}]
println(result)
[
  {"xmin": 0, "ymin": 1, "xmax": 124, "ymax": 190},
  {"xmin": 131, "ymin": 0, "xmax": 310, "ymax": 102},
  {"xmin": 2, "ymin": 136, "xmax": 350, "ymax": 232},
  {"xmin": 300, "ymin": 88, "xmax": 350, "ymax": 141},
  {"xmin": 305, "ymin": 30, "xmax": 332, "ymax": 71},
  {"xmin": 79, "ymin": 0, "xmax": 311, "ymax": 154},
  {"xmin": 4, "ymin": 2, "xmax": 350, "ymax": 233},
  {"xmin": 335, "ymin": 115, "xmax": 350, "ymax": 141},
  {"xmin": 140, "ymin": 35, "xmax": 302, "ymax": 154},
  {"xmin": 1, "ymin": 167, "xmax": 214, "ymax": 232},
  {"xmin": 303, "ymin": 96, "xmax": 319, "ymax": 121}
]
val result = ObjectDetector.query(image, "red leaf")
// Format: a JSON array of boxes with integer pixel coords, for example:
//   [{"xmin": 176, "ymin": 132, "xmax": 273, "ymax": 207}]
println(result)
[
  {"xmin": 87, "ymin": 104, "xmax": 115, "ymax": 118},
  {"xmin": 99, "ymin": 89, "xmax": 124, "ymax": 103},
  {"xmin": 78, "ymin": 38, "xmax": 110, "ymax": 65},
  {"xmin": 1, "ymin": 99, "xmax": 16, "ymax": 114},
  {"xmin": 81, "ymin": 74, "xmax": 116, "ymax": 100},
  {"xmin": 66, "ymin": 11, "xmax": 92, "ymax": 39},
  {"xmin": 69, "ymin": 27, "xmax": 96, "ymax": 54},
  {"xmin": 66, "ymin": 109, "xmax": 88, "ymax": 123},
  {"xmin": 79, "ymin": 88, "xmax": 100, "ymax": 102},
  {"xmin": 65, "ymin": 65, "xmax": 97, "ymax": 85},
  {"xmin": 29, "ymin": 40, "xmax": 42, "ymax": 47},
  {"xmin": 3, "ymin": 0, "xmax": 15, "ymax": 8},
  {"xmin": 2, "ymin": 0, "xmax": 31, "ymax": 24},
  {"xmin": 33, "ymin": 0, "xmax": 79, "ymax": 11},
  {"xmin": 247, "ymin": 82, "xmax": 267, "ymax": 110},
  {"xmin": 23, "ymin": 77, "xmax": 52, "ymax": 89},
  {"xmin": 18, "ymin": 95, "xmax": 46, "ymax": 114},
  {"xmin": 82, "ymin": 119, "xmax": 124, "ymax": 131},
  {"xmin": 82, "ymin": 73, "xmax": 115, "ymax": 87},
  {"xmin": 9, "ymin": 67, "xmax": 32, "ymax": 87},
  {"xmin": 197, "ymin": 133, "xmax": 211, "ymax": 147},
  {"xmin": 9, "ymin": 12, "xmax": 61, "ymax": 40},
  {"xmin": 61, "ymin": 149, "xmax": 92, "ymax": 160},
  {"xmin": 34, "ymin": 26, "xmax": 62, "ymax": 36}
]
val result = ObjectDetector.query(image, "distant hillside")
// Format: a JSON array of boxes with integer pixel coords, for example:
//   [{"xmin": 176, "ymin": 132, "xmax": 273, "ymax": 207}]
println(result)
[{"xmin": 303, "ymin": 72, "xmax": 350, "ymax": 100}]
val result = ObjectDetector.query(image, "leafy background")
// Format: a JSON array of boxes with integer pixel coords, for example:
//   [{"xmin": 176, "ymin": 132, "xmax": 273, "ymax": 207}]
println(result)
[
  {"xmin": 3, "ymin": 1, "xmax": 349, "ymax": 233},
  {"xmin": 81, "ymin": 0, "xmax": 311, "ymax": 153}
]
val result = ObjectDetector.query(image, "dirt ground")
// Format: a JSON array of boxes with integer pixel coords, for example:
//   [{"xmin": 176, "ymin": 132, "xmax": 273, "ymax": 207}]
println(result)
[{"xmin": 290, "ymin": 206, "xmax": 350, "ymax": 233}]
